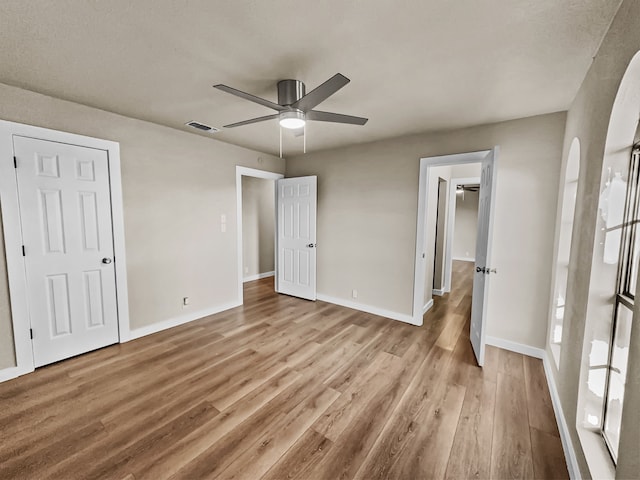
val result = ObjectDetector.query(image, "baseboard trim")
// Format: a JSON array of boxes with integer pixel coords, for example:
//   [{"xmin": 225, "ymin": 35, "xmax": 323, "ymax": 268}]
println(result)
[
  {"xmin": 243, "ymin": 271, "xmax": 275, "ymax": 283},
  {"xmin": 543, "ymin": 353, "xmax": 581, "ymax": 480},
  {"xmin": 433, "ymin": 289, "xmax": 444, "ymax": 296},
  {"xmin": 423, "ymin": 299, "xmax": 434, "ymax": 314},
  {"xmin": 316, "ymin": 293, "xmax": 418, "ymax": 326},
  {"xmin": 485, "ymin": 336, "xmax": 545, "ymax": 359},
  {"xmin": 127, "ymin": 300, "xmax": 242, "ymax": 341},
  {"xmin": 452, "ymin": 256, "xmax": 475, "ymax": 262},
  {"xmin": 0, "ymin": 364, "xmax": 32, "ymax": 384}
]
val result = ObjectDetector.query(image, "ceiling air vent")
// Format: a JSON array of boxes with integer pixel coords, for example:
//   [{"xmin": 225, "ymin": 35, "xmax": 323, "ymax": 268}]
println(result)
[{"xmin": 185, "ymin": 121, "xmax": 220, "ymax": 133}]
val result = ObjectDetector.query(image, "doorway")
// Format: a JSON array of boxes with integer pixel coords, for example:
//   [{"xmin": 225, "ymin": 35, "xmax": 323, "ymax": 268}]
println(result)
[
  {"xmin": 443, "ymin": 177, "xmax": 481, "ymax": 293},
  {"xmin": 432, "ymin": 176, "xmax": 481, "ymax": 296},
  {"xmin": 235, "ymin": 167, "xmax": 283, "ymax": 305},
  {"xmin": 236, "ymin": 168, "xmax": 318, "ymax": 304},
  {"xmin": 0, "ymin": 120, "xmax": 130, "ymax": 378},
  {"xmin": 413, "ymin": 148, "xmax": 498, "ymax": 365},
  {"xmin": 241, "ymin": 176, "xmax": 276, "ymax": 283}
]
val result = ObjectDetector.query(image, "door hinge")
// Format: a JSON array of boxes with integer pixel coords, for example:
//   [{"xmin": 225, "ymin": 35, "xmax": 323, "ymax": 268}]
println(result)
[
  {"xmin": 13, "ymin": 156, "xmax": 17, "ymax": 168},
  {"xmin": 29, "ymin": 328, "xmax": 33, "ymax": 340},
  {"xmin": 22, "ymin": 245, "xmax": 25, "ymax": 256}
]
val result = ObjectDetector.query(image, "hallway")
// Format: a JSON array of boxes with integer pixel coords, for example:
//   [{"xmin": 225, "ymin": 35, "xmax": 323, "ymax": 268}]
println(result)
[{"xmin": 0, "ymin": 261, "xmax": 567, "ymax": 479}]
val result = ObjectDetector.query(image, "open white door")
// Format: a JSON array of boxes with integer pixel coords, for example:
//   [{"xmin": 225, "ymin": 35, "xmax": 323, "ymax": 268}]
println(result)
[
  {"xmin": 277, "ymin": 176, "xmax": 317, "ymax": 300},
  {"xmin": 470, "ymin": 148, "xmax": 498, "ymax": 366}
]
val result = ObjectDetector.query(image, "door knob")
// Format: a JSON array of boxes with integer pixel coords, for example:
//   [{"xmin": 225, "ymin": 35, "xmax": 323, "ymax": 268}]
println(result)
[
  {"xmin": 102, "ymin": 257, "xmax": 113, "ymax": 264},
  {"xmin": 476, "ymin": 266, "xmax": 497, "ymax": 274},
  {"xmin": 306, "ymin": 243, "xmax": 316, "ymax": 248}
]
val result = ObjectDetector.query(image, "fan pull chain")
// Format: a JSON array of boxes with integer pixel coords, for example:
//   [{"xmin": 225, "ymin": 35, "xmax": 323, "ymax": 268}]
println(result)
[
  {"xmin": 303, "ymin": 124, "xmax": 306, "ymax": 154},
  {"xmin": 279, "ymin": 125, "xmax": 282, "ymax": 159}
]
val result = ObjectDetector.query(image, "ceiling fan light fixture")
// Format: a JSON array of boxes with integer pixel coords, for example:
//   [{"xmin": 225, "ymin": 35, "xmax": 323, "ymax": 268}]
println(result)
[{"xmin": 279, "ymin": 111, "xmax": 306, "ymax": 129}]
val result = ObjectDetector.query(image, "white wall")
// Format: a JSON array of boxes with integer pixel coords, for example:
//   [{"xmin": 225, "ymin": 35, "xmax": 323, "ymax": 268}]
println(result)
[
  {"xmin": 242, "ymin": 176, "xmax": 275, "ymax": 279},
  {"xmin": 0, "ymin": 83, "xmax": 284, "ymax": 370},
  {"xmin": 287, "ymin": 112, "xmax": 565, "ymax": 349},
  {"xmin": 452, "ymin": 190, "xmax": 479, "ymax": 261}
]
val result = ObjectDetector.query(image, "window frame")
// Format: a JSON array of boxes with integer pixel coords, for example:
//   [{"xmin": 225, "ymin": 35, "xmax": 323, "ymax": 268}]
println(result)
[{"xmin": 601, "ymin": 144, "xmax": 640, "ymax": 464}]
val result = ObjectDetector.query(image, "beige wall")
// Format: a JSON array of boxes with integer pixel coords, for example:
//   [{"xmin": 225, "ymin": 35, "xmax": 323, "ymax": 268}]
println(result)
[
  {"xmin": 453, "ymin": 190, "xmax": 479, "ymax": 260},
  {"xmin": 424, "ymin": 166, "xmax": 451, "ymax": 304},
  {"xmin": 546, "ymin": 0, "xmax": 640, "ymax": 477},
  {"xmin": 0, "ymin": 83, "xmax": 284, "ymax": 370},
  {"xmin": 0, "ymin": 205, "xmax": 16, "ymax": 368},
  {"xmin": 451, "ymin": 163, "xmax": 481, "ymax": 179},
  {"xmin": 433, "ymin": 178, "xmax": 449, "ymax": 291},
  {"xmin": 287, "ymin": 111, "xmax": 565, "ymax": 348},
  {"xmin": 241, "ymin": 176, "xmax": 275, "ymax": 278}
]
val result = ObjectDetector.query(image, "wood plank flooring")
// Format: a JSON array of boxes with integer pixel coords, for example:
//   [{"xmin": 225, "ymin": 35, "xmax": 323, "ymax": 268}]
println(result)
[{"xmin": 0, "ymin": 261, "xmax": 568, "ymax": 479}]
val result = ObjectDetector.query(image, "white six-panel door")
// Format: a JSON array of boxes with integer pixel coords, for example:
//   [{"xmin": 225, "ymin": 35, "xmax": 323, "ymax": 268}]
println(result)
[
  {"xmin": 470, "ymin": 149, "xmax": 498, "ymax": 366},
  {"xmin": 14, "ymin": 136, "xmax": 119, "ymax": 367},
  {"xmin": 277, "ymin": 176, "xmax": 317, "ymax": 300}
]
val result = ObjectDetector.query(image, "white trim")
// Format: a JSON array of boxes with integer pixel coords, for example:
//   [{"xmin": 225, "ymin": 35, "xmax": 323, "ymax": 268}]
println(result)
[
  {"xmin": 543, "ymin": 353, "xmax": 581, "ymax": 480},
  {"xmin": 0, "ymin": 364, "xmax": 32, "ymax": 383},
  {"xmin": 0, "ymin": 119, "xmax": 131, "ymax": 379},
  {"xmin": 316, "ymin": 293, "xmax": 416, "ymax": 325},
  {"xmin": 236, "ymin": 167, "xmax": 284, "ymax": 306},
  {"xmin": 243, "ymin": 271, "xmax": 275, "ymax": 282},
  {"xmin": 423, "ymin": 298, "xmax": 434, "ymax": 313},
  {"xmin": 452, "ymin": 256, "xmax": 476, "ymax": 262},
  {"xmin": 128, "ymin": 300, "xmax": 241, "ymax": 340},
  {"xmin": 432, "ymin": 289, "xmax": 445, "ymax": 296},
  {"xmin": 412, "ymin": 158, "xmax": 429, "ymax": 326},
  {"xmin": 485, "ymin": 336, "xmax": 545, "ymax": 359},
  {"xmin": 107, "ymin": 142, "xmax": 131, "ymax": 342},
  {"xmin": 444, "ymin": 176, "xmax": 481, "ymax": 292},
  {"xmin": 413, "ymin": 150, "xmax": 491, "ymax": 326}
]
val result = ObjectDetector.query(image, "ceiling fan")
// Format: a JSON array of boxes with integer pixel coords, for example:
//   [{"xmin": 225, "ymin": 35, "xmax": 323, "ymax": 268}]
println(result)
[
  {"xmin": 457, "ymin": 184, "xmax": 480, "ymax": 193},
  {"xmin": 213, "ymin": 73, "xmax": 368, "ymax": 130}
]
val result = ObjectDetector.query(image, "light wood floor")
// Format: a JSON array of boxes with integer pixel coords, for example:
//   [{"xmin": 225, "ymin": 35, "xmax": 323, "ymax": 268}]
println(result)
[{"xmin": 0, "ymin": 261, "xmax": 568, "ymax": 479}]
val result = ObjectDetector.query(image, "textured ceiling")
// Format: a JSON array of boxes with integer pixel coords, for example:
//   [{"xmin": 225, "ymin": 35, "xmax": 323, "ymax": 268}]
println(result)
[{"xmin": 0, "ymin": 1, "xmax": 622, "ymax": 156}]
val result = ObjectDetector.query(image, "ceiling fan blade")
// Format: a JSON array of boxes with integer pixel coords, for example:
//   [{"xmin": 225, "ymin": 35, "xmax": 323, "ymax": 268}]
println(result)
[
  {"xmin": 291, "ymin": 73, "xmax": 350, "ymax": 111},
  {"xmin": 223, "ymin": 114, "xmax": 279, "ymax": 128},
  {"xmin": 307, "ymin": 110, "xmax": 368, "ymax": 125},
  {"xmin": 214, "ymin": 84, "xmax": 286, "ymax": 112}
]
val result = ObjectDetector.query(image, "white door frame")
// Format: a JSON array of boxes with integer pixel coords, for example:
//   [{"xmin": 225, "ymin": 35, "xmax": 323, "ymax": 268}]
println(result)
[
  {"xmin": 412, "ymin": 149, "xmax": 494, "ymax": 325},
  {"xmin": 235, "ymin": 166, "xmax": 284, "ymax": 305},
  {"xmin": 0, "ymin": 119, "xmax": 130, "ymax": 382},
  {"xmin": 443, "ymin": 176, "xmax": 481, "ymax": 294}
]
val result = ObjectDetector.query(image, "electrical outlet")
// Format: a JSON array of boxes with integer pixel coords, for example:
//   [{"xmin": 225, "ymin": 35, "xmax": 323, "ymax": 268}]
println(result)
[
  {"xmin": 352, "ymin": 289, "xmax": 358, "ymax": 299},
  {"xmin": 183, "ymin": 297, "xmax": 190, "ymax": 307}
]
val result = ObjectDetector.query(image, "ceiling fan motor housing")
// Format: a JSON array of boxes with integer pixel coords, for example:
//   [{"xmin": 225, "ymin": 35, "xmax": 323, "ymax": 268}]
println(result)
[{"xmin": 278, "ymin": 79, "xmax": 306, "ymax": 107}]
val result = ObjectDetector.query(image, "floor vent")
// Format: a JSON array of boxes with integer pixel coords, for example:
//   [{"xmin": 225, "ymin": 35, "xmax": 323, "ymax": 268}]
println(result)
[{"xmin": 185, "ymin": 121, "xmax": 220, "ymax": 133}]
